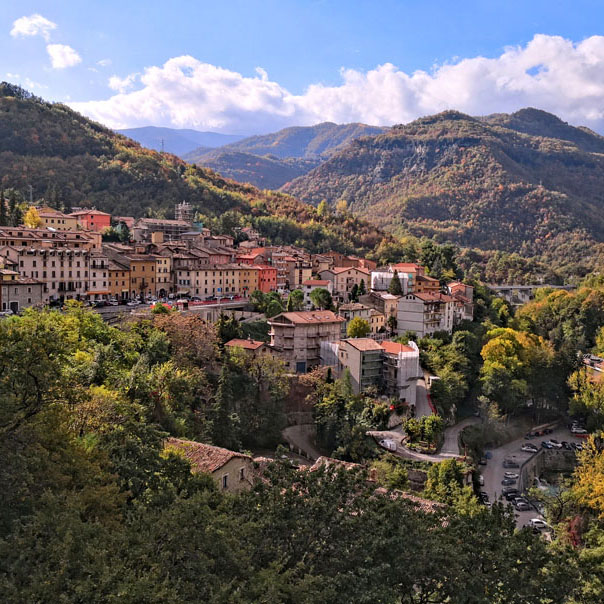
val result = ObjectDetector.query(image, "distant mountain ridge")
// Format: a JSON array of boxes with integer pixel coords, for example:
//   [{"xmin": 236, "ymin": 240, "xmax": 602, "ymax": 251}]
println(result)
[
  {"xmin": 183, "ymin": 122, "xmax": 386, "ymax": 188},
  {"xmin": 282, "ymin": 108, "xmax": 604, "ymax": 274},
  {"xmin": 117, "ymin": 126, "xmax": 245, "ymax": 156}
]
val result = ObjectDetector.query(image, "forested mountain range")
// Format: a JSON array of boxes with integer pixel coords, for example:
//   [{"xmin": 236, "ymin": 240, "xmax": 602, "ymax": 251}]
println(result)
[
  {"xmin": 0, "ymin": 83, "xmax": 385, "ymax": 255},
  {"xmin": 282, "ymin": 109, "xmax": 604, "ymax": 274},
  {"xmin": 117, "ymin": 126, "xmax": 244, "ymax": 156}
]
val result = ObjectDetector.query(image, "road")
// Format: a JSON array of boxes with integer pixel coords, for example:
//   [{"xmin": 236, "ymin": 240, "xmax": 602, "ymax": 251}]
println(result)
[{"xmin": 414, "ymin": 374, "xmax": 433, "ymax": 419}]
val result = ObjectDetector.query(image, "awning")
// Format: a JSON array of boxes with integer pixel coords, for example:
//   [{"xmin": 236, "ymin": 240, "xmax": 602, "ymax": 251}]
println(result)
[{"xmin": 86, "ymin": 291, "xmax": 111, "ymax": 295}]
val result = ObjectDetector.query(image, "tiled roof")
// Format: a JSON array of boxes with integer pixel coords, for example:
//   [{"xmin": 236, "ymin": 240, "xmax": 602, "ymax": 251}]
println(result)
[
  {"xmin": 302, "ymin": 279, "xmax": 329, "ymax": 286},
  {"xmin": 165, "ymin": 438, "xmax": 251, "ymax": 474},
  {"xmin": 345, "ymin": 338, "xmax": 384, "ymax": 352},
  {"xmin": 70, "ymin": 209, "xmax": 111, "ymax": 216},
  {"xmin": 339, "ymin": 302, "xmax": 370, "ymax": 311},
  {"xmin": 225, "ymin": 338, "xmax": 266, "ymax": 350},
  {"xmin": 416, "ymin": 274, "xmax": 440, "ymax": 283},
  {"xmin": 271, "ymin": 311, "xmax": 345, "ymax": 325},
  {"xmin": 381, "ymin": 341, "xmax": 415, "ymax": 355},
  {"xmin": 325, "ymin": 266, "xmax": 370, "ymax": 275},
  {"xmin": 413, "ymin": 292, "xmax": 454, "ymax": 303},
  {"xmin": 391, "ymin": 262, "xmax": 423, "ymax": 271}
]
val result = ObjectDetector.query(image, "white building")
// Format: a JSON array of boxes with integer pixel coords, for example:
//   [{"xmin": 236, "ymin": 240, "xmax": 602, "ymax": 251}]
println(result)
[
  {"xmin": 397, "ymin": 293, "xmax": 454, "ymax": 337},
  {"xmin": 371, "ymin": 270, "xmax": 409, "ymax": 294},
  {"xmin": 301, "ymin": 278, "xmax": 333, "ymax": 309}
]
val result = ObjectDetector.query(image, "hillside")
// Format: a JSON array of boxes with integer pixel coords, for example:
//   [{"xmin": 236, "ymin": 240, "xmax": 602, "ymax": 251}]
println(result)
[
  {"xmin": 117, "ymin": 126, "xmax": 244, "ymax": 156},
  {"xmin": 282, "ymin": 109, "xmax": 604, "ymax": 271},
  {"xmin": 0, "ymin": 83, "xmax": 385, "ymax": 255},
  {"xmin": 188, "ymin": 150, "xmax": 319, "ymax": 189}
]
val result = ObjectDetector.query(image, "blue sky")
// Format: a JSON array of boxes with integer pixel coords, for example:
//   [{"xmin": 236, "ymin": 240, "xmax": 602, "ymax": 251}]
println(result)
[{"xmin": 3, "ymin": 1, "xmax": 604, "ymax": 133}]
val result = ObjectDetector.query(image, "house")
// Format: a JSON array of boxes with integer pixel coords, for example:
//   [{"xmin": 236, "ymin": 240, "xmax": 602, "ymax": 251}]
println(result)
[
  {"xmin": 338, "ymin": 302, "xmax": 373, "ymax": 336},
  {"xmin": 268, "ymin": 310, "xmax": 345, "ymax": 373},
  {"xmin": 107, "ymin": 259, "xmax": 130, "ymax": 301},
  {"xmin": 87, "ymin": 250, "xmax": 111, "ymax": 300},
  {"xmin": 35, "ymin": 207, "xmax": 79, "ymax": 231},
  {"xmin": 225, "ymin": 338, "xmax": 267, "ymax": 356},
  {"xmin": 390, "ymin": 263, "xmax": 439, "ymax": 294},
  {"xmin": 70, "ymin": 209, "xmax": 111, "ymax": 232},
  {"xmin": 336, "ymin": 338, "xmax": 384, "ymax": 393},
  {"xmin": 359, "ymin": 291, "xmax": 400, "ymax": 320},
  {"xmin": 381, "ymin": 340, "xmax": 421, "ymax": 405},
  {"xmin": 369, "ymin": 308, "xmax": 386, "ymax": 334},
  {"xmin": 397, "ymin": 293, "xmax": 455, "ymax": 337},
  {"xmin": 256, "ymin": 265, "xmax": 277, "ymax": 293},
  {"xmin": 318, "ymin": 266, "xmax": 370, "ymax": 302},
  {"xmin": 447, "ymin": 282, "xmax": 474, "ymax": 323},
  {"xmin": 0, "ymin": 270, "xmax": 44, "ymax": 312},
  {"xmin": 165, "ymin": 438, "xmax": 254, "ymax": 493},
  {"xmin": 302, "ymin": 279, "xmax": 333, "ymax": 308},
  {"xmin": 370, "ymin": 269, "xmax": 409, "ymax": 294}
]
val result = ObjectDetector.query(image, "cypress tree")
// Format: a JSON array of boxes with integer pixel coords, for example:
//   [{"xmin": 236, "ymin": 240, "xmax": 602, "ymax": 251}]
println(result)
[
  {"xmin": 388, "ymin": 270, "xmax": 403, "ymax": 295},
  {"xmin": 0, "ymin": 188, "xmax": 6, "ymax": 226}
]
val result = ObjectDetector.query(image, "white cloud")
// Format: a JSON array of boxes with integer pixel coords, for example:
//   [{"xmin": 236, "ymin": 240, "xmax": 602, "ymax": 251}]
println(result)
[
  {"xmin": 71, "ymin": 35, "xmax": 604, "ymax": 134},
  {"xmin": 108, "ymin": 73, "xmax": 138, "ymax": 93},
  {"xmin": 5, "ymin": 72, "xmax": 46, "ymax": 90},
  {"xmin": 46, "ymin": 44, "xmax": 82, "ymax": 69},
  {"xmin": 10, "ymin": 14, "xmax": 57, "ymax": 41},
  {"xmin": 97, "ymin": 59, "xmax": 112, "ymax": 67}
]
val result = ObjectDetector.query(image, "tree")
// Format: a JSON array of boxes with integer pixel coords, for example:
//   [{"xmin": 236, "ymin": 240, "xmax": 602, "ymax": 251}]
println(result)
[
  {"xmin": 150, "ymin": 302, "xmax": 171, "ymax": 315},
  {"xmin": 266, "ymin": 299, "xmax": 283, "ymax": 318},
  {"xmin": 23, "ymin": 206, "xmax": 42, "ymax": 228},
  {"xmin": 335, "ymin": 199, "xmax": 348, "ymax": 214},
  {"xmin": 309, "ymin": 287, "xmax": 333, "ymax": 310},
  {"xmin": 250, "ymin": 290, "xmax": 267, "ymax": 313},
  {"xmin": 0, "ymin": 188, "xmax": 6, "ymax": 226},
  {"xmin": 286, "ymin": 289, "xmax": 304, "ymax": 312},
  {"xmin": 317, "ymin": 200, "xmax": 328, "ymax": 217},
  {"xmin": 347, "ymin": 317, "xmax": 370, "ymax": 338},
  {"xmin": 358, "ymin": 279, "xmax": 366, "ymax": 296},
  {"xmin": 349, "ymin": 283, "xmax": 359, "ymax": 302},
  {"xmin": 387, "ymin": 315, "xmax": 397, "ymax": 335},
  {"xmin": 215, "ymin": 312, "xmax": 243, "ymax": 343},
  {"xmin": 388, "ymin": 270, "xmax": 403, "ymax": 295}
]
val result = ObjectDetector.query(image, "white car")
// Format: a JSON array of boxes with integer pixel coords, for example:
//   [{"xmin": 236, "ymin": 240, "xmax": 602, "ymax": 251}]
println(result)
[
  {"xmin": 126, "ymin": 300, "xmax": 140, "ymax": 307},
  {"xmin": 528, "ymin": 518, "xmax": 550, "ymax": 530},
  {"xmin": 379, "ymin": 439, "xmax": 397, "ymax": 452},
  {"xmin": 504, "ymin": 472, "xmax": 519, "ymax": 479},
  {"xmin": 571, "ymin": 427, "xmax": 588, "ymax": 434},
  {"xmin": 521, "ymin": 445, "xmax": 538, "ymax": 453}
]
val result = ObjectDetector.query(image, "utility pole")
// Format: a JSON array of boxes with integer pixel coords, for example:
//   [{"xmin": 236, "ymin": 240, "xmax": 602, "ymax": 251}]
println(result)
[
  {"xmin": 160, "ymin": 138, "xmax": 164, "ymax": 153},
  {"xmin": 28, "ymin": 184, "xmax": 33, "ymax": 204}
]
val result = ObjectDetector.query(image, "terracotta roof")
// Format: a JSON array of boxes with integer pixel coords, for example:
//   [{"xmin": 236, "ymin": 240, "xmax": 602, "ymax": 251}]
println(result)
[
  {"xmin": 270, "ymin": 311, "xmax": 345, "ymax": 325},
  {"xmin": 413, "ymin": 292, "xmax": 454, "ymax": 303},
  {"xmin": 325, "ymin": 266, "xmax": 370, "ymax": 275},
  {"xmin": 165, "ymin": 438, "xmax": 251, "ymax": 474},
  {"xmin": 225, "ymin": 338, "xmax": 266, "ymax": 350},
  {"xmin": 339, "ymin": 302, "xmax": 370, "ymax": 312},
  {"xmin": 70, "ymin": 209, "xmax": 111, "ymax": 216},
  {"xmin": 416, "ymin": 274, "xmax": 440, "ymax": 283},
  {"xmin": 391, "ymin": 263, "xmax": 424, "ymax": 271},
  {"xmin": 381, "ymin": 341, "xmax": 415, "ymax": 355},
  {"xmin": 303, "ymin": 279, "xmax": 330, "ymax": 286},
  {"xmin": 345, "ymin": 338, "xmax": 384, "ymax": 352}
]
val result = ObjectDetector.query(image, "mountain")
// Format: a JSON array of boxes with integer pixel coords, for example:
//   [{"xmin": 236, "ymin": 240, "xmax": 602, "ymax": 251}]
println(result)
[
  {"xmin": 185, "ymin": 150, "xmax": 320, "ymax": 190},
  {"xmin": 0, "ymin": 82, "xmax": 386, "ymax": 255},
  {"xmin": 182, "ymin": 122, "xmax": 386, "ymax": 188},
  {"xmin": 282, "ymin": 109, "xmax": 604, "ymax": 271},
  {"xmin": 117, "ymin": 126, "xmax": 245, "ymax": 156}
]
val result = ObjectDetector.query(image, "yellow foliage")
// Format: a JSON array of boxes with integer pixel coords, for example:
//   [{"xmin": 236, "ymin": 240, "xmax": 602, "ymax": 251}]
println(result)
[
  {"xmin": 23, "ymin": 206, "xmax": 42, "ymax": 228},
  {"xmin": 574, "ymin": 438, "xmax": 604, "ymax": 518}
]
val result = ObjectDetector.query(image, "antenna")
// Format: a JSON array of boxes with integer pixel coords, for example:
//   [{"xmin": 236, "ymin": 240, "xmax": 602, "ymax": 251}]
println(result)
[{"xmin": 160, "ymin": 138, "xmax": 165, "ymax": 153}]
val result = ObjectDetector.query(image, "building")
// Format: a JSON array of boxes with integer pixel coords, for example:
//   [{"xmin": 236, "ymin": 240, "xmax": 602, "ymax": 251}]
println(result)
[
  {"xmin": 0, "ymin": 270, "xmax": 44, "ymax": 312},
  {"xmin": 415, "ymin": 274, "xmax": 440, "ymax": 295},
  {"xmin": 124, "ymin": 254, "xmax": 158, "ymax": 298},
  {"xmin": 165, "ymin": 438, "xmax": 254, "ymax": 493},
  {"xmin": 175, "ymin": 264, "xmax": 258, "ymax": 298},
  {"xmin": 87, "ymin": 250, "xmax": 111, "ymax": 300},
  {"xmin": 302, "ymin": 279, "xmax": 333, "ymax": 308},
  {"xmin": 256, "ymin": 265, "xmax": 277, "ymax": 293},
  {"xmin": 132, "ymin": 218, "xmax": 192, "ymax": 242},
  {"xmin": 397, "ymin": 293, "xmax": 455, "ymax": 337},
  {"xmin": 381, "ymin": 340, "xmax": 421, "ymax": 404},
  {"xmin": 155, "ymin": 255, "xmax": 173, "ymax": 298},
  {"xmin": 370, "ymin": 270, "xmax": 409, "ymax": 294},
  {"xmin": 268, "ymin": 310, "xmax": 345, "ymax": 373},
  {"xmin": 107, "ymin": 259, "xmax": 130, "ymax": 301},
  {"xmin": 447, "ymin": 282, "xmax": 474, "ymax": 323},
  {"xmin": 225, "ymin": 338, "xmax": 268, "ymax": 356},
  {"xmin": 338, "ymin": 302, "xmax": 373, "ymax": 336},
  {"xmin": 336, "ymin": 338, "xmax": 384, "ymax": 393},
  {"xmin": 174, "ymin": 202, "xmax": 194, "ymax": 222},
  {"xmin": 9, "ymin": 247, "xmax": 90, "ymax": 303},
  {"xmin": 359, "ymin": 291, "xmax": 400, "ymax": 321},
  {"xmin": 69, "ymin": 209, "xmax": 111, "ymax": 232},
  {"xmin": 369, "ymin": 308, "xmax": 386, "ymax": 335},
  {"xmin": 318, "ymin": 266, "xmax": 370, "ymax": 302},
  {"xmin": 0, "ymin": 227, "xmax": 100, "ymax": 250},
  {"xmin": 36, "ymin": 207, "xmax": 79, "ymax": 231}
]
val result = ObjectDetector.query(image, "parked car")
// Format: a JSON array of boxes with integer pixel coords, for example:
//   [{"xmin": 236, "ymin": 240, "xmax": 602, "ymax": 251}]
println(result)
[
  {"xmin": 479, "ymin": 491, "xmax": 489, "ymax": 503},
  {"xmin": 126, "ymin": 300, "xmax": 139, "ymax": 307},
  {"xmin": 504, "ymin": 489, "xmax": 520, "ymax": 500},
  {"xmin": 541, "ymin": 441, "xmax": 553, "ymax": 449},
  {"xmin": 528, "ymin": 518, "xmax": 550, "ymax": 531},
  {"xmin": 502, "ymin": 486, "xmax": 519, "ymax": 495},
  {"xmin": 107, "ymin": 300, "xmax": 118, "ymax": 306},
  {"xmin": 515, "ymin": 501, "xmax": 531, "ymax": 511},
  {"xmin": 547, "ymin": 440, "xmax": 562, "ymax": 449},
  {"xmin": 571, "ymin": 427, "xmax": 588, "ymax": 434},
  {"xmin": 521, "ymin": 444, "xmax": 538, "ymax": 453},
  {"xmin": 378, "ymin": 439, "xmax": 397, "ymax": 452},
  {"xmin": 501, "ymin": 478, "xmax": 517, "ymax": 486},
  {"xmin": 504, "ymin": 472, "xmax": 519, "ymax": 479},
  {"xmin": 478, "ymin": 475, "xmax": 484, "ymax": 486},
  {"xmin": 575, "ymin": 443, "xmax": 584, "ymax": 451},
  {"xmin": 561, "ymin": 441, "xmax": 572, "ymax": 450},
  {"xmin": 503, "ymin": 459, "xmax": 520, "ymax": 468},
  {"xmin": 478, "ymin": 457, "xmax": 487, "ymax": 466}
]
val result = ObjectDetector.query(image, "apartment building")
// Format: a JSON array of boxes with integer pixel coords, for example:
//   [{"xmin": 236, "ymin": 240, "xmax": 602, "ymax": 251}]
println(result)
[
  {"xmin": 318, "ymin": 266, "xmax": 370, "ymax": 301},
  {"xmin": 155, "ymin": 255, "xmax": 173, "ymax": 297},
  {"xmin": 175, "ymin": 264, "xmax": 258, "ymax": 297},
  {"xmin": 69, "ymin": 209, "xmax": 111, "ymax": 232},
  {"xmin": 107, "ymin": 259, "xmax": 130, "ymax": 301},
  {"xmin": 256, "ymin": 265, "xmax": 277, "ymax": 293},
  {"xmin": 338, "ymin": 302, "xmax": 373, "ymax": 336},
  {"xmin": 370, "ymin": 270, "xmax": 409, "ymax": 294},
  {"xmin": 302, "ymin": 279, "xmax": 333, "ymax": 308},
  {"xmin": 447, "ymin": 282, "xmax": 475, "ymax": 323},
  {"xmin": 381, "ymin": 340, "xmax": 421, "ymax": 404},
  {"xmin": 88, "ymin": 250, "xmax": 110, "ymax": 300},
  {"xmin": 0, "ymin": 227, "xmax": 100, "ymax": 250},
  {"xmin": 336, "ymin": 338, "xmax": 384, "ymax": 394},
  {"xmin": 397, "ymin": 292, "xmax": 455, "ymax": 337},
  {"xmin": 359, "ymin": 291, "xmax": 400, "ymax": 319},
  {"xmin": 268, "ymin": 310, "xmax": 345, "ymax": 373},
  {"xmin": 36, "ymin": 207, "xmax": 79, "ymax": 231},
  {"xmin": 0, "ymin": 269, "xmax": 44, "ymax": 312}
]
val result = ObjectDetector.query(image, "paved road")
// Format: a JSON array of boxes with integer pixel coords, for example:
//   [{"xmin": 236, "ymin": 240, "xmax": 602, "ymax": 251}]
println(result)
[
  {"xmin": 282, "ymin": 424, "xmax": 323, "ymax": 461},
  {"xmin": 414, "ymin": 374, "xmax": 432, "ymax": 419},
  {"xmin": 440, "ymin": 417, "xmax": 479, "ymax": 457}
]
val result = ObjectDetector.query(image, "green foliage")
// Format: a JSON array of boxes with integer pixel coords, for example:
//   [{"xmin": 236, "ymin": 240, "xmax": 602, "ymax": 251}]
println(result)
[
  {"xmin": 403, "ymin": 415, "xmax": 444, "ymax": 444},
  {"xmin": 388, "ymin": 269, "xmax": 403, "ymax": 295},
  {"xmin": 309, "ymin": 287, "xmax": 333, "ymax": 310},
  {"xmin": 346, "ymin": 316, "xmax": 371, "ymax": 338},
  {"xmin": 286, "ymin": 288, "xmax": 304, "ymax": 311}
]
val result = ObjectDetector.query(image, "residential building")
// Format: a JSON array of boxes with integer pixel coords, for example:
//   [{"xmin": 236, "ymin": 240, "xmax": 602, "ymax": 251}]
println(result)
[
  {"xmin": 69, "ymin": 209, "xmax": 111, "ymax": 232},
  {"xmin": 268, "ymin": 310, "xmax": 345, "ymax": 373},
  {"xmin": 0, "ymin": 227, "xmax": 100, "ymax": 250},
  {"xmin": 155, "ymin": 255, "xmax": 172, "ymax": 298},
  {"xmin": 397, "ymin": 293, "xmax": 455, "ymax": 337},
  {"xmin": 381, "ymin": 340, "xmax": 421, "ymax": 404},
  {"xmin": 369, "ymin": 308, "xmax": 386, "ymax": 334},
  {"xmin": 336, "ymin": 338, "xmax": 384, "ymax": 393},
  {"xmin": 107, "ymin": 259, "xmax": 130, "ymax": 301},
  {"xmin": 132, "ymin": 218, "xmax": 192, "ymax": 242},
  {"xmin": 165, "ymin": 438, "xmax": 254, "ymax": 493},
  {"xmin": 87, "ymin": 250, "xmax": 111, "ymax": 300},
  {"xmin": 0, "ymin": 270, "xmax": 44, "ymax": 312},
  {"xmin": 359, "ymin": 291, "xmax": 400, "ymax": 320},
  {"xmin": 318, "ymin": 266, "xmax": 370, "ymax": 301},
  {"xmin": 225, "ymin": 338, "xmax": 267, "ymax": 356},
  {"xmin": 174, "ymin": 264, "xmax": 259, "ymax": 298},
  {"xmin": 302, "ymin": 278, "xmax": 333, "ymax": 308},
  {"xmin": 371, "ymin": 270, "xmax": 409, "ymax": 294},
  {"xmin": 256, "ymin": 265, "xmax": 277, "ymax": 293},
  {"xmin": 447, "ymin": 282, "xmax": 475, "ymax": 323},
  {"xmin": 125, "ymin": 254, "xmax": 158, "ymax": 298},
  {"xmin": 36, "ymin": 207, "xmax": 79, "ymax": 231},
  {"xmin": 415, "ymin": 274, "xmax": 440, "ymax": 294},
  {"xmin": 338, "ymin": 302, "xmax": 373, "ymax": 336}
]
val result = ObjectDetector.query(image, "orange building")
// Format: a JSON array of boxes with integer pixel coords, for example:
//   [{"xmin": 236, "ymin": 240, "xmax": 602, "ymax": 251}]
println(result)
[
  {"xmin": 70, "ymin": 209, "xmax": 112, "ymax": 232},
  {"xmin": 256, "ymin": 265, "xmax": 277, "ymax": 293}
]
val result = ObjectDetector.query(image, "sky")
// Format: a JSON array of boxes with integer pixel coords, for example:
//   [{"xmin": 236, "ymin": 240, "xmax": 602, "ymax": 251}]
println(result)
[{"xmin": 3, "ymin": 1, "xmax": 604, "ymax": 135}]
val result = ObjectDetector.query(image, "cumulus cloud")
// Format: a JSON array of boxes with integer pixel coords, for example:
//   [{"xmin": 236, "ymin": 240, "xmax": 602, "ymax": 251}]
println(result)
[
  {"xmin": 108, "ymin": 73, "xmax": 138, "ymax": 93},
  {"xmin": 71, "ymin": 35, "xmax": 604, "ymax": 133},
  {"xmin": 10, "ymin": 14, "xmax": 56, "ymax": 41},
  {"xmin": 47, "ymin": 44, "xmax": 82, "ymax": 69}
]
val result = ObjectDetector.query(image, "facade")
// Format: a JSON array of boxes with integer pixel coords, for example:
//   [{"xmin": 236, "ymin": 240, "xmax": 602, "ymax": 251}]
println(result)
[
  {"xmin": 132, "ymin": 218, "xmax": 192, "ymax": 242},
  {"xmin": 318, "ymin": 267, "xmax": 370, "ymax": 301},
  {"xmin": 0, "ymin": 271, "xmax": 44, "ymax": 312},
  {"xmin": 381, "ymin": 340, "xmax": 421, "ymax": 404},
  {"xmin": 302, "ymin": 279, "xmax": 333, "ymax": 308},
  {"xmin": 338, "ymin": 302, "xmax": 373, "ymax": 336},
  {"xmin": 397, "ymin": 293, "xmax": 455, "ymax": 337},
  {"xmin": 107, "ymin": 259, "xmax": 130, "ymax": 300},
  {"xmin": 415, "ymin": 274, "xmax": 440, "ymax": 294},
  {"xmin": 87, "ymin": 251, "xmax": 111, "ymax": 300},
  {"xmin": 0, "ymin": 227, "xmax": 99, "ymax": 250},
  {"xmin": 369, "ymin": 308, "xmax": 386, "ymax": 334},
  {"xmin": 165, "ymin": 438, "xmax": 254, "ymax": 493},
  {"xmin": 69, "ymin": 209, "xmax": 111, "ymax": 232},
  {"xmin": 127, "ymin": 254, "xmax": 158, "ymax": 298},
  {"xmin": 256, "ymin": 265, "xmax": 277, "ymax": 293},
  {"xmin": 175, "ymin": 264, "xmax": 257, "ymax": 297},
  {"xmin": 370, "ymin": 270, "xmax": 409, "ymax": 294},
  {"xmin": 155, "ymin": 255, "xmax": 172, "ymax": 297},
  {"xmin": 337, "ymin": 338, "xmax": 384, "ymax": 394},
  {"xmin": 268, "ymin": 310, "xmax": 345, "ymax": 373},
  {"xmin": 447, "ymin": 282, "xmax": 474, "ymax": 323},
  {"xmin": 36, "ymin": 207, "xmax": 79, "ymax": 231}
]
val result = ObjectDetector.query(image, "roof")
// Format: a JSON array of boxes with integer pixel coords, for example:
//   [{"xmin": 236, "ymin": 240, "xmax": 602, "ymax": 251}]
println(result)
[
  {"xmin": 165, "ymin": 438, "xmax": 251, "ymax": 474},
  {"xmin": 344, "ymin": 338, "xmax": 384, "ymax": 352},
  {"xmin": 339, "ymin": 302, "xmax": 370, "ymax": 312},
  {"xmin": 416, "ymin": 274, "xmax": 440, "ymax": 284},
  {"xmin": 381, "ymin": 341, "xmax": 415, "ymax": 355},
  {"xmin": 323, "ymin": 266, "xmax": 370, "ymax": 275},
  {"xmin": 225, "ymin": 338, "xmax": 266, "ymax": 351},
  {"xmin": 270, "ymin": 311, "xmax": 345, "ymax": 325},
  {"xmin": 391, "ymin": 263, "xmax": 424, "ymax": 271},
  {"xmin": 302, "ymin": 279, "xmax": 330, "ymax": 286},
  {"xmin": 70, "ymin": 209, "xmax": 111, "ymax": 217},
  {"xmin": 137, "ymin": 218, "xmax": 191, "ymax": 227},
  {"xmin": 412, "ymin": 292, "xmax": 454, "ymax": 303}
]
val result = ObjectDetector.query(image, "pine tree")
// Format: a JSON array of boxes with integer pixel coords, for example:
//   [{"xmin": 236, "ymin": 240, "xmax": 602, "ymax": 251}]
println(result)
[
  {"xmin": 63, "ymin": 196, "xmax": 72, "ymax": 215},
  {"xmin": 211, "ymin": 366, "xmax": 240, "ymax": 450},
  {"xmin": 0, "ymin": 188, "xmax": 6, "ymax": 226},
  {"xmin": 358, "ymin": 279, "xmax": 366, "ymax": 296},
  {"xmin": 388, "ymin": 270, "xmax": 403, "ymax": 295},
  {"xmin": 8, "ymin": 190, "xmax": 21, "ymax": 226}
]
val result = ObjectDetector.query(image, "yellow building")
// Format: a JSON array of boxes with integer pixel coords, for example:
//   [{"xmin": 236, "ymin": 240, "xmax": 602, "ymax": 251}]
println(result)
[
  {"xmin": 108, "ymin": 259, "xmax": 130, "ymax": 301},
  {"xmin": 155, "ymin": 255, "xmax": 172, "ymax": 297},
  {"xmin": 36, "ymin": 207, "xmax": 79, "ymax": 231},
  {"xmin": 175, "ymin": 264, "xmax": 258, "ymax": 298},
  {"xmin": 128, "ymin": 254, "xmax": 157, "ymax": 298}
]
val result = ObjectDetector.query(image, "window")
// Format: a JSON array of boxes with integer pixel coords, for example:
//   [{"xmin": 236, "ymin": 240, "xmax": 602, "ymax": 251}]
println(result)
[
  {"xmin": 222, "ymin": 474, "xmax": 228, "ymax": 489},
  {"xmin": 239, "ymin": 467, "xmax": 245, "ymax": 481}
]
